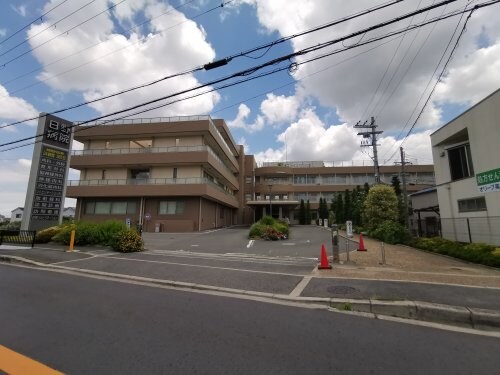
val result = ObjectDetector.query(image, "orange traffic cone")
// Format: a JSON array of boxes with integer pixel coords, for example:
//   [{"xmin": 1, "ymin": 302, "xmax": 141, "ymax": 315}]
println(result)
[
  {"xmin": 357, "ymin": 233, "xmax": 367, "ymax": 251},
  {"xmin": 318, "ymin": 244, "xmax": 332, "ymax": 269}
]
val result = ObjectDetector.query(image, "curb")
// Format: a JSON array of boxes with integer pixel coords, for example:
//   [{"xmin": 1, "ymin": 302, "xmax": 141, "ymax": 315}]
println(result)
[{"xmin": 1, "ymin": 255, "xmax": 500, "ymax": 331}]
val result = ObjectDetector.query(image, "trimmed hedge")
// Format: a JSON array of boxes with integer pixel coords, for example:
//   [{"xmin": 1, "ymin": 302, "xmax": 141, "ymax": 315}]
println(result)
[
  {"xmin": 35, "ymin": 226, "xmax": 63, "ymax": 243},
  {"xmin": 110, "ymin": 229, "xmax": 144, "ymax": 252},
  {"xmin": 52, "ymin": 220, "xmax": 127, "ymax": 246},
  {"xmin": 369, "ymin": 220, "xmax": 410, "ymax": 245},
  {"xmin": 411, "ymin": 237, "xmax": 500, "ymax": 268}
]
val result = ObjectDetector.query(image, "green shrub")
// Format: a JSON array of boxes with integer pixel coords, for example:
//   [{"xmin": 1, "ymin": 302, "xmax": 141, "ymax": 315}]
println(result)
[
  {"xmin": 52, "ymin": 220, "xmax": 127, "ymax": 246},
  {"xmin": 35, "ymin": 226, "xmax": 63, "ymax": 243},
  {"xmin": 110, "ymin": 229, "xmax": 144, "ymax": 252},
  {"xmin": 370, "ymin": 221, "xmax": 409, "ymax": 244},
  {"xmin": 412, "ymin": 237, "xmax": 500, "ymax": 268},
  {"xmin": 249, "ymin": 223, "xmax": 267, "ymax": 238},
  {"xmin": 249, "ymin": 216, "xmax": 289, "ymax": 240},
  {"xmin": 260, "ymin": 216, "xmax": 275, "ymax": 225}
]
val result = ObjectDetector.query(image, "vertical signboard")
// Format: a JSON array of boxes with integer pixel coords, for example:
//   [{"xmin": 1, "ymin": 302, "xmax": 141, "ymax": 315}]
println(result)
[{"xmin": 21, "ymin": 114, "xmax": 73, "ymax": 231}]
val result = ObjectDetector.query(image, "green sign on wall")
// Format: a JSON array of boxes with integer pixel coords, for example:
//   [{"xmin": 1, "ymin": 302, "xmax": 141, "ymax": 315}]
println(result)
[{"xmin": 476, "ymin": 168, "xmax": 500, "ymax": 193}]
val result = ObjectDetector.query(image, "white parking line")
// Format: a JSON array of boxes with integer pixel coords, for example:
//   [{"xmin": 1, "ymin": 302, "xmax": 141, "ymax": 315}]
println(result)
[
  {"xmin": 246, "ymin": 240, "xmax": 254, "ymax": 248},
  {"xmin": 289, "ymin": 276, "xmax": 313, "ymax": 297},
  {"xmin": 100, "ymin": 255, "xmax": 308, "ymax": 277}
]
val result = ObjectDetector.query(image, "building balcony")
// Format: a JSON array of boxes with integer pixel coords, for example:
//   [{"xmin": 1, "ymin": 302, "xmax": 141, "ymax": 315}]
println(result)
[
  {"xmin": 66, "ymin": 177, "xmax": 238, "ymax": 207},
  {"xmin": 71, "ymin": 145, "xmax": 239, "ymax": 189}
]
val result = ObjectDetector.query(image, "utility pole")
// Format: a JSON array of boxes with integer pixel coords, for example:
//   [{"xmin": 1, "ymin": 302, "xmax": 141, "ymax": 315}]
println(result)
[
  {"xmin": 355, "ymin": 117, "xmax": 383, "ymax": 183},
  {"xmin": 396, "ymin": 147, "xmax": 411, "ymax": 230}
]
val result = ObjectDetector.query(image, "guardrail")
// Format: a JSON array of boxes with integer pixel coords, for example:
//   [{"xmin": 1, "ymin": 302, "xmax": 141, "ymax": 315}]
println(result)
[{"xmin": 0, "ymin": 230, "xmax": 36, "ymax": 248}]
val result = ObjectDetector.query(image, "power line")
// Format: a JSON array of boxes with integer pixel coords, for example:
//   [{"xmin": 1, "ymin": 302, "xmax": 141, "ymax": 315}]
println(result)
[
  {"xmin": 1, "ymin": 0, "xmax": 493, "ymax": 151},
  {"xmin": 361, "ymin": 0, "xmax": 424, "ymax": 120},
  {"xmin": 0, "ymin": 0, "xmax": 404, "ymax": 129},
  {"xmin": 1, "ymin": 0, "xmax": 398, "ymax": 96},
  {"xmin": 0, "ymin": 0, "xmax": 127, "ymax": 67},
  {"xmin": 0, "ymin": 0, "xmax": 97, "ymax": 59},
  {"xmin": 384, "ymin": 1, "xmax": 482, "ymax": 161},
  {"xmin": 398, "ymin": 5, "xmax": 480, "ymax": 147},
  {"xmin": 0, "ymin": 0, "xmax": 71, "ymax": 47},
  {"xmin": 374, "ymin": 0, "xmax": 448, "ymax": 118},
  {"xmin": 0, "ymin": 0, "xmax": 202, "ymax": 89}
]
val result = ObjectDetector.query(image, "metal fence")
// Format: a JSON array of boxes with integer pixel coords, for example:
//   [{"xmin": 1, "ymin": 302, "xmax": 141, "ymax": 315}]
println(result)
[
  {"xmin": 0, "ymin": 230, "xmax": 36, "ymax": 247},
  {"xmin": 440, "ymin": 217, "xmax": 500, "ymax": 246}
]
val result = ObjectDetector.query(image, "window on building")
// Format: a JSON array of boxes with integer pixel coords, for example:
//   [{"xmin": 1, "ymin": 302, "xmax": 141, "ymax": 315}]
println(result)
[
  {"xmin": 173, "ymin": 168, "xmax": 178, "ymax": 179},
  {"xmin": 448, "ymin": 144, "xmax": 474, "ymax": 181},
  {"xmin": 95, "ymin": 202, "xmax": 111, "ymax": 215},
  {"xmin": 131, "ymin": 169, "xmax": 150, "ymax": 180},
  {"xmin": 16, "ymin": 214, "xmax": 22, "ymax": 218},
  {"xmin": 458, "ymin": 197, "xmax": 486, "ymax": 213},
  {"xmin": 175, "ymin": 138, "xmax": 180, "ymax": 146},
  {"xmin": 245, "ymin": 176, "xmax": 252, "ymax": 184},
  {"xmin": 245, "ymin": 194, "xmax": 252, "ymax": 201},
  {"xmin": 159, "ymin": 201, "xmax": 185, "ymax": 215},
  {"xmin": 101, "ymin": 170, "xmax": 106, "ymax": 180},
  {"xmin": 86, "ymin": 201, "xmax": 136, "ymax": 215}
]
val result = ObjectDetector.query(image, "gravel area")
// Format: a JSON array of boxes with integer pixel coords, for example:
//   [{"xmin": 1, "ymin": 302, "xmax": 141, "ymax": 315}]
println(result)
[{"xmin": 318, "ymin": 233, "xmax": 500, "ymax": 288}]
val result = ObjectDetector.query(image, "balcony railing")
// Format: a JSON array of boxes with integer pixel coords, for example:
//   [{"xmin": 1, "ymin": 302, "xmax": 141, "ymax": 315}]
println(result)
[
  {"xmin": 68, "ymin": 177, "xmax": 235, "ymax": 196},
  {"xmin": 72, "ymin": 145, "xmax": 235, "ymax": 178},
  {"xmin": 74, "ymin": 115, "xmax": 213, "ymax": 127}
]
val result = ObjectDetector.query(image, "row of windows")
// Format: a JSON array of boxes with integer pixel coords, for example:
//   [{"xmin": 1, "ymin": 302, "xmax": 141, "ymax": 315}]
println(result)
[
  {"xmin": 85, "ymin": 201, "xmax": 185, "ymax": 215},
  {"xmin": 86, "ymin": 201, "xmax": 137, "ymax": 215},
  {"xmin": 252, "ymin": 173, "xmax": 435, "ymax": 185}
]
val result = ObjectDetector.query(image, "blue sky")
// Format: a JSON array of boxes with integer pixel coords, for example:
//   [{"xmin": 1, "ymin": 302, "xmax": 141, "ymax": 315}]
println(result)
[{"xmin": 0, "ymin": 0, "xmax": 499, "ymax": 216}]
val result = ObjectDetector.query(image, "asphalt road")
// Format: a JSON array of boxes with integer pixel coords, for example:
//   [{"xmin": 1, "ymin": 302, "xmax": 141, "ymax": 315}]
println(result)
[
  {"xmin": 1, "ymin": 264, "xmax": 499, "ymax": 375},
  {"xmin": 142, "ymin": 225, "xmax": 348, "ymax": 257}
]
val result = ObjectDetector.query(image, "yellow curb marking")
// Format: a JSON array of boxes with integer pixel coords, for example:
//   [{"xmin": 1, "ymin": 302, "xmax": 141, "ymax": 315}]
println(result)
[{"xmin": 0, "ymin": 345, "xmax": 63, "ymax": 375}]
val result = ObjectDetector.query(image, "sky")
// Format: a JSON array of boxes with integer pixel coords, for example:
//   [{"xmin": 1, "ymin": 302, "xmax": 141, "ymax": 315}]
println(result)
[{"xmin": 0, "ymin": 0, "xmax": 499, "ymax": 217}]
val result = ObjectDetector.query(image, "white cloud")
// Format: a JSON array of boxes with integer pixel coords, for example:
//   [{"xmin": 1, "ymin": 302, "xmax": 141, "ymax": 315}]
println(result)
[
  {"xmin": 260, "ymin": 93, "xmax": 300, "ymax": 125},
  {"xmin": 11, "ymin": 4, "xmax": 27, "ymax": 17},
  {"xmin": 0, "ymin": 84, "xmax": 38, "ymax": 125},
  {"xmin": 232, "ymin": 0, "xmax": 500, "ymax": 135},
  {"xmin": 29, "ymin": 0, "xmax": 220, "ymax": 118},
  {"xmin": 255, "ymin": 106, "xmax": 434, "ymax": 166},
  {"xmin": 0, "ymin": 159, "xmax": 31, "ymax": 216},
  {"xmin": 227, "ymin": 104, "xmax": 265, "ymax": 133}
]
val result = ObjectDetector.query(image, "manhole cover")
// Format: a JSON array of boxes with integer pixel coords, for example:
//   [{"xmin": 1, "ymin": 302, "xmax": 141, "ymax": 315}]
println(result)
[{"xmin": 327, "ymin": 286, "xmax": 359, "ymax": 295}]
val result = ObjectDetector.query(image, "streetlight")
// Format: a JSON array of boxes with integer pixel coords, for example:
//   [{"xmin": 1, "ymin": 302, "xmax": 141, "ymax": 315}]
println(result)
[{"xmin": 268, "ymin": 184, "xmax": 272, "ymax": 218}]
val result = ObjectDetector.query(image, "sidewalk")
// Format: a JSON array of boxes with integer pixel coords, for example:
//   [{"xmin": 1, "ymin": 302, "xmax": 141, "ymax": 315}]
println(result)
[
  {"xmin": 1, "ymin": 239, "xmax": 500, "ymax": 331},
  {"xmin": 321, "ymin": 232, "xmax": 500, "ymax": 288}
]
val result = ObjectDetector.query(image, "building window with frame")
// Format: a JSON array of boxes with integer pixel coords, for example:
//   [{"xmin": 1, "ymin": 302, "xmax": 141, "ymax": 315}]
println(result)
[
  {"xmin": 458, "ymin": 197, "xmax": 486, "ymax": 213},
  {"xmin": 245, "ymin": 176, "xmax": 252, "ymax": 184},
  {"xmin": 448, "ymin": 144, "xmax": 474, "ymax": 181},
  {"xmin": 159, "ymin": 201, "xmax": 185, "ymax": 215}
]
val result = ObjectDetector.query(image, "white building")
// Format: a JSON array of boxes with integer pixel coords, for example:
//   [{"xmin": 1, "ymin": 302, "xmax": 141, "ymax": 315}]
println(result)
[
  {"xmin": 10, "ymin": 207, "xmax": 24, "ymax": 222},
  {"xmin": 431, "ymin": 89, "xmax": 500, "ymax": 245}
]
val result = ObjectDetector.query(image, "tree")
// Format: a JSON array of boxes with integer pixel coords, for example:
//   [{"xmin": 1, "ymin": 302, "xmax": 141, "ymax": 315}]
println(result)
[
  {"xmin": 335, "ymin": 193, "xmax": 344, "ymax": 224},
  {"xmin": 351, "ymin": 186, "xmax": 361, "ymax": 226},
  {"xmin": 299, "ymin": 199, "xmax": 306, "ymax": 225},
  {"xmin": 305, "ymin": 200, "xmax": 311, "ymax": 224},
  {"xmin": 391, "ymin": 175, "xmax": 406, "ymax": 225},
  {"xmin": 343, "ymin": 189, "xmax": 351, "ymax": 222},
  {"xmin": 363, "ymin": 184, "xmax": 399, "ymax": 230},
  {"xmin": 319, "ymin": 197, "xmax": 329, "ymax": 220}
]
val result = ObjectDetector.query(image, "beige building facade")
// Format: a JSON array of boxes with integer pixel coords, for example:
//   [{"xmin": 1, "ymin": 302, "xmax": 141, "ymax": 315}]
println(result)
[
  {"xmin": 68, "ymin": 116, "xmax": 435, "ymax": 232},
  {"xmin": 431, "ymin": 89, "xmax": 500, "ymax": 245}
]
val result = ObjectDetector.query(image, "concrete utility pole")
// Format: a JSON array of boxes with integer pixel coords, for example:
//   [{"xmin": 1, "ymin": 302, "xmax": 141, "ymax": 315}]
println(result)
[
  {"xmin": 397, "ymin": 147, "xmax": 410, "ymax": 229},
  {"xmin": 355, "ymin": 117, "xmax": 383, "ymax": 183}
]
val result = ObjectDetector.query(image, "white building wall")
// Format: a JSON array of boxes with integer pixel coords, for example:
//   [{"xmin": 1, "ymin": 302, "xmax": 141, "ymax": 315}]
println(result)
[{"xmin": 431, "ymin": 89, "xmax": 500, "ymax": 245}]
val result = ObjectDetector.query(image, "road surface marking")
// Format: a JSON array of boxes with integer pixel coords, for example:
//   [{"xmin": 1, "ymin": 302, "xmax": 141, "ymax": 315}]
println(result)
[
  {"xmin": 246, "ymin": 240, "xmax": 254, "ymax": 248},
  {"xmin": 0, "ymin": 345, "xmax": 63, "ymax": 375},
  {"xmin": 52, "ymin": 256, "xmax": 97, "ymax": 265},
  {"xmin": 289, "ymin": 276, "xmax": 312, "ymax": 297},
  {"xmin": 97, "ymin": 255, "xmax": 308, "ymax": 277}
]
